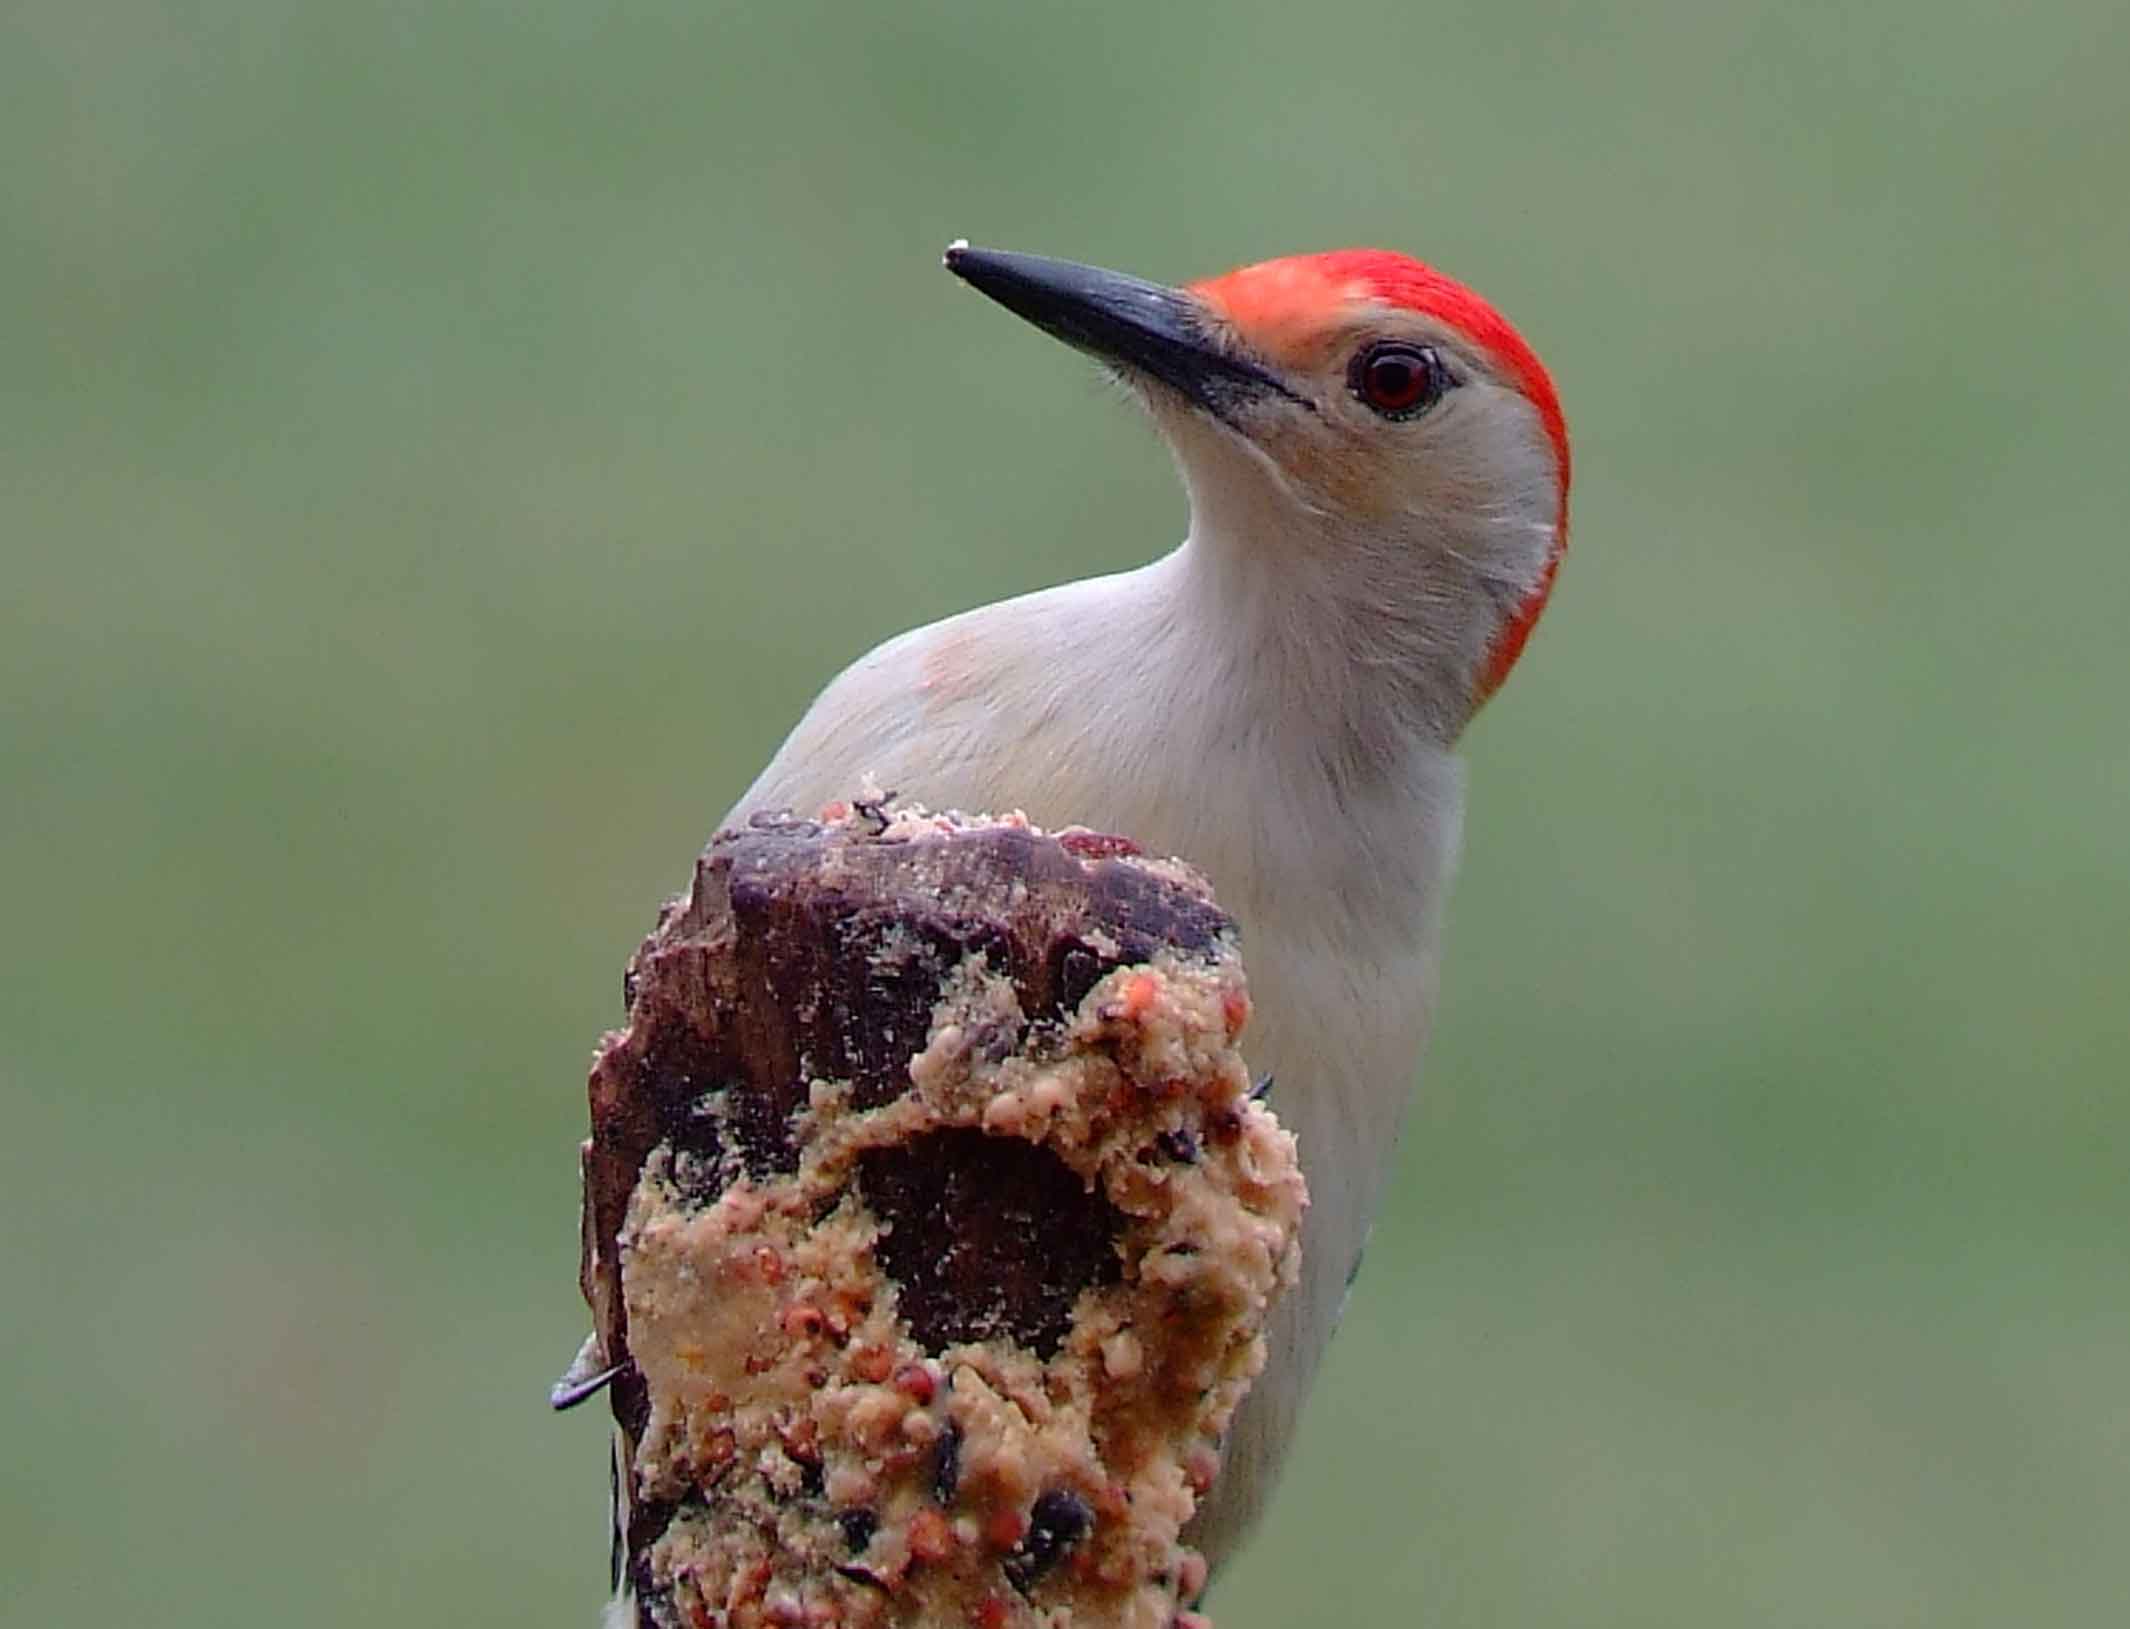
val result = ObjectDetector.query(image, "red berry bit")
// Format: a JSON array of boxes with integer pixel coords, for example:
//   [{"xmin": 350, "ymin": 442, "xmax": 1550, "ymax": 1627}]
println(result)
[
  {"xmin": 983, "ymin": 1503, "xmax": 1028, "ymax": 1551},
  {"xmin": 825, "ymin": 1290, "xmax": 868, "ymax": 1338},
  {"xmin": 849, "ymin": 1344, "xmax": 893, "ymax": 1384},
  {"xmin": 908, "ymin": 1506, "xmax": 955, "ymax": 1564},
  {"xmin": 1176, "ymin": 1549, "xmax": 1209, "ymax": 1602},
  {"xmin": 1058, "ymin": 829, "xmax": 1144, "ymax": 860},
  {"xmin": 1182, "ymin": 1446, "xmax": 1220, "ymax": 1495},
  {"xmin": 892, "ymin": 1362, "xmax": 938, "ymax": 1405},
  {"xmin": 1119, "ymin": 972, "xmax": 1158, "ymax": 1022},
  {"xmin": 778, "ymin": 1415, "xmax": 820, "ymax": 1466}
]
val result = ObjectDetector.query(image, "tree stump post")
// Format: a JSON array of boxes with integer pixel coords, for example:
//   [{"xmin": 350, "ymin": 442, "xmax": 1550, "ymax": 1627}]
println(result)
[{"xmin": 574, "ymin": 806, "xmax": 1305, "ymax": 1629}]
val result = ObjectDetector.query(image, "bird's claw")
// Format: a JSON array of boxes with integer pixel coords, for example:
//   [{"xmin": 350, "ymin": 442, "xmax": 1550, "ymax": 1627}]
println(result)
[
  {"xmin": 853, "ymin": 788, "xmax": 898, "ymax": 835},
  {"xmin": 549, "ymin": 1332, "xmax": 625, "ymax": 1412}
]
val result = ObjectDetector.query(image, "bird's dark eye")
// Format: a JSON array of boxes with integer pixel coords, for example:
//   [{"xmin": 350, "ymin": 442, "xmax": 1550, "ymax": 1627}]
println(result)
[{"xmin": 1350, "ymin": 342, "xmax": 1449, "ymax": 419}]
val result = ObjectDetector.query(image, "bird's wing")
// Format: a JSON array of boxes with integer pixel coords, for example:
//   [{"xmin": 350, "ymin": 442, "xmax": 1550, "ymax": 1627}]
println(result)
[{"xmin": 727, "ymin": 594, "xmax": 1126, "ymax": 831}]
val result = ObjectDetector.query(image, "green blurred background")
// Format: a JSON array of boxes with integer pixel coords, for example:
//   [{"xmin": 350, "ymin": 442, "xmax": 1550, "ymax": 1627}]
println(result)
[{"xmin": 6, "ymin": 0, "xmax": 2126, "ymax": 1623}]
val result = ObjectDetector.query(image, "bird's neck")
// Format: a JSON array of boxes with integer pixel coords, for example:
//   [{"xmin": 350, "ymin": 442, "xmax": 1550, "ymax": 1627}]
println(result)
[{"xmin": 1155, "ymin": 476, "xmax": 1480, "ymax": 778}]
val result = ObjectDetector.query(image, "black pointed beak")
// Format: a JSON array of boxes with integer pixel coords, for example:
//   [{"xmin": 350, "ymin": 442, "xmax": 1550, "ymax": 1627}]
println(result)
[{"xmin": 943, "ymin": 244, "xmax": 1306, "ymax": 422}]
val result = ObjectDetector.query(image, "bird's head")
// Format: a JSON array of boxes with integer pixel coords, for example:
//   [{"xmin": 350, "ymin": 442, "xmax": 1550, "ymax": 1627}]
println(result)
[{"xmin": 945, "ymin": 242, "xmax": 1569, "ymax": 730}]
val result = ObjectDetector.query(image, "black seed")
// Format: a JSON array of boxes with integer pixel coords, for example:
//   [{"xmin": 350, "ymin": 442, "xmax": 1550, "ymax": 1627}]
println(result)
[
  {"xmin": 1005, "ymin": 1488, "xmax": 1093, "ymax": 1592},
  {"xmin": 933, "ymin": 1418, "xmax": 964, "ymax": 1504},
  {"xmin": 972, "ymin": 1018, "xmax": 1019, "ymax": 1063},
  {"xmin": 1050, "ymin": 941, "xmax": 1114, "ymax": 1019},
  {"xmin": 837, "ymin": 1507, "xmax": 878, "ymax": 1553},
  {"xmin": 1155, "ymin": 1127, "xmax": 1199, "ymax": 1164}
]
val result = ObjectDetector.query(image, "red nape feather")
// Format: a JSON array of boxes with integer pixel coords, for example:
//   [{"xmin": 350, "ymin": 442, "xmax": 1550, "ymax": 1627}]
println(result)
[{"xmin": 1193, "ymin": 249, "xmax": 1571, "ymax": 702}]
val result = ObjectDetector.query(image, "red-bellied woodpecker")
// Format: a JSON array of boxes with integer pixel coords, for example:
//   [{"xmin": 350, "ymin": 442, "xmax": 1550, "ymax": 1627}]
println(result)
[{"xmin": 595, "ymin": 243, "xmax": 1569, "ymax": 1621}]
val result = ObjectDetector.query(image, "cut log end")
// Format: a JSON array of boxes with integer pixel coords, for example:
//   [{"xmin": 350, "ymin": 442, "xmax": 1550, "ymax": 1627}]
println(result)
[{"xmin": 575, "ymin": 805, "xmax": 1307, "ymax": 1629}]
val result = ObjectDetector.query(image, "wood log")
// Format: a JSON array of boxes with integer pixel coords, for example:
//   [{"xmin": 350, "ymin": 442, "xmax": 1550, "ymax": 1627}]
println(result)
[{"xmin": 574, "ymin": 805, "xmax": 1305, "ymax": 1629}]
